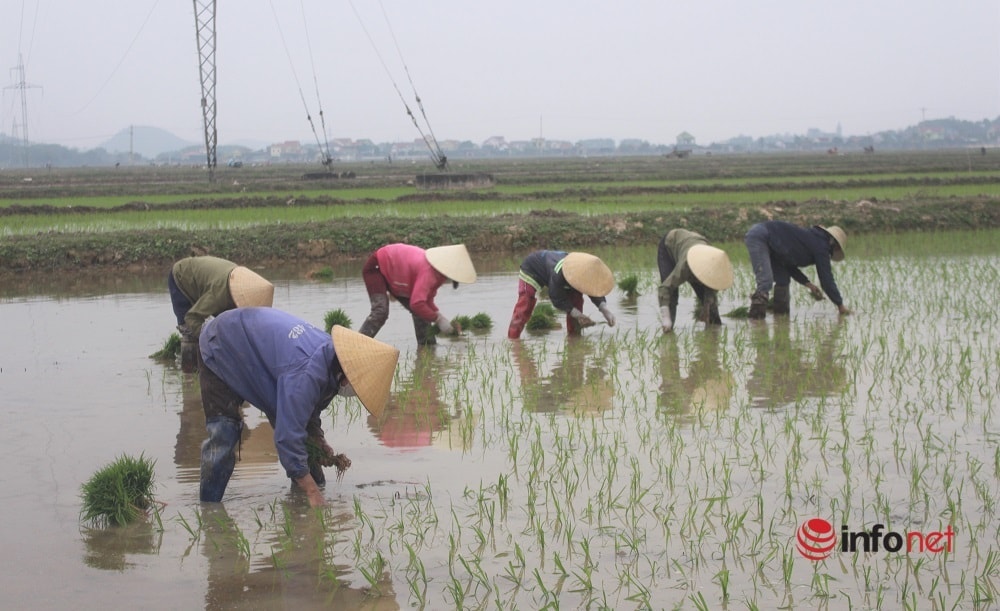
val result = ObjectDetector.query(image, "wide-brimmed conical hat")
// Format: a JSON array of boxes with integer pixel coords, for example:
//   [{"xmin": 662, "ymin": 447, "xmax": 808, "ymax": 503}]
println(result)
[
  {"xmin": 228, "ymin": 267, "xmax": 274, "ymax": 307},
  {"xmin": 687, "ymin": 244, "xmax": 734, "ymax": 290},
  {"xmin": 425, "ymin": 244, "xmax": 478, "ymax": 283},
  {"xmin": 817, "ymin": 226, "xmax": 847, "ymax": 261},
  {"xmin": 561, "ymin": 252, "xmax": 614, "ymax": 297},
  {"xmin": 331, "ymin": 326, "xmax": 400, "ymax": 419}
]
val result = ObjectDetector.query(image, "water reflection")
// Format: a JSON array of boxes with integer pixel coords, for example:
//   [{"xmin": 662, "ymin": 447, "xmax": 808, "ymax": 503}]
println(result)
[
  {"xmin": 199, "ymin": 501, "xmax": 398, "ymax": 609},
  {"xmin": 175, "ymin": 372, "xmax": 282, "ymax": 487},
  {"xmin": 658, "ymin": 329, "xmax": 734, "ymax": 419},
  {"xmin": 747, "ymin": 319, "xmax": 848, "ymax": 409},
  {"xmin": 368, "ymin": 348, "xmax": 450, "ymax": 449},
  {"xmin": 81, "ymin": 521, "xmax": 162, "ymax": 571},
  {"xmin": 513, "ymin": 337, "xmax": 614, "ymax": 414}
]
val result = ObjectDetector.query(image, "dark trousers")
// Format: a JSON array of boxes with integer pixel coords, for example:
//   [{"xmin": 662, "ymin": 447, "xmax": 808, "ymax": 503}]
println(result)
[
  {"xmin": 657, "ymin": 237, "xmax": 712, "ymax": 321},
  {"xmin": 168, "ymin": 271, "xmax": 193, "ymax": 327}
]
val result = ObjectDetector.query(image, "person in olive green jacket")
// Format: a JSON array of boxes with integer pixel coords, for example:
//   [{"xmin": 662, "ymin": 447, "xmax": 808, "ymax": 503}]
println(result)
[
  {"xmin": 168, "ymin": 256, "xmax": 274, "ymax": 372},
  {"xmin": 657, "ymin": 229, "xmax": 734, "ymax": 333}
]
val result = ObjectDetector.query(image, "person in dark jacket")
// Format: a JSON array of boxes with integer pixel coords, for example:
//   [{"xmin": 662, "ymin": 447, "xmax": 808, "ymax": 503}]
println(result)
[
  {"xmin": 198, "ymin": 307, "xmax": 399, "ymax": 507},
  {"xmin": 168, "ymin": 256, "xmax": 274, "ymax": 372},
  {"xmin": 657, "ymin": 229, "xmax": 734, "ymax": 332},
  {"xmin": 743, "ymin": 221, "xmax": 850, "ymax": 319},
  {"xmin": 507, "ymin": 251, "xmax": 616, "ymax": 339}
]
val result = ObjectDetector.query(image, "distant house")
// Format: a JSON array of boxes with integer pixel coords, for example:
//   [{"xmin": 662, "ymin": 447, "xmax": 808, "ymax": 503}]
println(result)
[{"xmin": 269, "ymin": 140, "xmax": 304, "ymax": 161}]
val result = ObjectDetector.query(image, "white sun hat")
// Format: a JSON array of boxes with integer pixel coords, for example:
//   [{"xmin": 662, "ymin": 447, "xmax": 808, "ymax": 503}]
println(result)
[
  {"xmin": 687, "ymin": 244, "xmax": 735, "ymax": 290},
  {"xmin": 228, "ymin": 266, "xmax": 275, "ymax": 308},
  {"xmin": 561, "ymin": 252, "xmax": 615, "ymax": 297},
  {"xmin": 331, "ymin": 326, "xmax": 400, "ymax": 419},
  {"xmin": 817, "ymin": 226, "xmax": 847, "ymax": 262},
  {"xmin": 425, "ymin": 244, "xmax": 478, "ymax": 284}
]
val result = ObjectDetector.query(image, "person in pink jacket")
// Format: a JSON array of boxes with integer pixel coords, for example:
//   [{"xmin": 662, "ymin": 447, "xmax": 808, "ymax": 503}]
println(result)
[{"xmin": 358, "ymin": 243, "xmax": 478, "ymax": 345}]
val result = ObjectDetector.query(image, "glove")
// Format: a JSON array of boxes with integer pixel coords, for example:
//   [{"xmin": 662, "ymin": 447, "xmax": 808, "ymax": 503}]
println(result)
[
  {"xmin": 569, "ymin": 308, "xmax": 595, "ymax": 327},
  {"xmin": 598, "ymin": 304, "xmax": 616, "ymax": 327},
  {"xmin": 435, "ymin": 313, "xmax": 454, "ymax": 335},
  {"xmin": 660, "ymin": 306, "xmax": 673, "ymax": 333}
]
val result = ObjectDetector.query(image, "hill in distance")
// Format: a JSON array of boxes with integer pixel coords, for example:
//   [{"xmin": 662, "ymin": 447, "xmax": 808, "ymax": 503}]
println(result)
[{"xmin": 101, "ymin": 126, "xmax": 196, "ymax": 158}]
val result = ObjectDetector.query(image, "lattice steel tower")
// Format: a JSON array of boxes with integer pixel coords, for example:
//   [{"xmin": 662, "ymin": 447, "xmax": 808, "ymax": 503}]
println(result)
[{"xmin": 193, "ymin": 0, "xmax": 217, "ymax": 180}]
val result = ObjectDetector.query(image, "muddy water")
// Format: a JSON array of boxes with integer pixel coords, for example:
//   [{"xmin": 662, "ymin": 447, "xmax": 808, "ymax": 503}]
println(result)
[{"xmin": 1, "ymin": 237, "xmax": 997, "ymax": 609}]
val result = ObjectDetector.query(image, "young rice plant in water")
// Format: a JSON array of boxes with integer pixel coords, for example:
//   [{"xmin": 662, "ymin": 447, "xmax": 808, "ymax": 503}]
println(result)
[
  {"xmin": 526, "ymin": 303, "xmax": 560, "ymax": 331},
  {"xmin": 324, "ymin": 309, "xmax": 353, "ymax": 333},
  {"xmin": 148, "ymin": 332, "xmax": 181, "ymax": 361},
  {"xmin": 80, "ymin": 453, "xmax": 156, "ymax": 527}
]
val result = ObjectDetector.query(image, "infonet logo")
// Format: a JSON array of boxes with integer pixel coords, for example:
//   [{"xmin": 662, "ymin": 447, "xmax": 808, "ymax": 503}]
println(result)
[{"xmin": 796, "ymin": 518, "xmax": 955, "ymax": 561}]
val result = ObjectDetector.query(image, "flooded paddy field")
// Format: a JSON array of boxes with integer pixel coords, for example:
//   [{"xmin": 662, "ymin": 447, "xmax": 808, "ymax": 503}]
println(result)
[{"xmin": 1, "ymin": 231, "xmax": 998, "ymax": 609}]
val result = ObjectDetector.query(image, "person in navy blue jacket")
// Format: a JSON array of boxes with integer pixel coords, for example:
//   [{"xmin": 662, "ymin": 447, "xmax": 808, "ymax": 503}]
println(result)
[
  {"xmin": 507, "ymin": 251, "xmax": 616, "ymax": 339},
  {"xmin": 744, "ymin": 221, "xmax": 850, "ymax": 319},
  {"xmin": 198, "ymin": 307, "xmax": 399, "ymax": 507}
]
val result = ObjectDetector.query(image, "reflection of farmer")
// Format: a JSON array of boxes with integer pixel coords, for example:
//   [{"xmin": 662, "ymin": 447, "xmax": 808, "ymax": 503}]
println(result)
[
  {"xmin": 200, "ymin": 503, "xmax": 384, "ymax": 607},
  {"xmin": 198, "ymin": 308, "xmax": 399, "ymax": 507},
  {"xmin": 359, "ymin": 243, "xmax": 478, "ymax": 345},
  {"xmin": 175, "ymin": 374, "xmax": 316, "ymax": 486},
  {"xmin": 168, "ymin": 256, "xmax": 274, "ymax": 372},
  {"xmin": 512, "ymin": 338, "xmax": 614, "ymax": 414},
  {"xmin": 657, "ymin": 229, "xmax": 734, "ymax": 333},
  {"xmin": 507, "ymin": 251, "xmax": 616, "ymax": 339},
  {"xmin": 658, "ymin": 329, "xmax": 733, "ymax": 417},
  {"xmin": 743, "ymin": 221, "xmax": 849, "ymax": 319},
  {"xmin": 746, "ymin": 319, "xmax": 848, "ymax": 409},
  {"xmin": 368, "ymin": 348, "xmax": 449, "ymax": 448}
]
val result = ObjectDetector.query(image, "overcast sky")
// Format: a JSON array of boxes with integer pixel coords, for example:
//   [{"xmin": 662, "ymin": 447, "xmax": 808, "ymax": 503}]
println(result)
[{"xmin": 3, "ymin": 0, "xmax": 999, "ymax": 151}]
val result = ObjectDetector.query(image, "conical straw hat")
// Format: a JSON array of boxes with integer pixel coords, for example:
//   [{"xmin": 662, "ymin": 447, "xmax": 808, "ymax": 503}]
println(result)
[
  {"xmin": 331, "ymin": 326, "xmax": 400, "ymax": 419},
  {"xmin": 687, "ymin": 244, "xmax": 734, "ymax": 290},
  {"xmin": 817, "ymin": 226, "xmax": 847, "ymax": 261},
  {"xmin": 561, "ymin": 252, "xmax": 614, "ymax": 297},
  {"xmin": 425, "ymin": 244, "xmax": 478, "ymax": 283},
  {"xmin": 228, "ymin": 266, "xmax": 274, "ymax": 307}
]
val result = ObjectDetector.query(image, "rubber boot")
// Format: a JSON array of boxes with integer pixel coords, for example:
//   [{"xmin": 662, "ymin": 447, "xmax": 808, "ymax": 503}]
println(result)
[
  {"xmin": 668, "ymin": 290, "xmax": 679, "ymax": 327},
  {"xmin": 308, "ymin": 459, "xmax": 326, "ymax": 487},
  {"xmin": 707, "ymin": 301, "xmax": 723, "ymax": 325},
  {"xmin": 748, "ymin": 291, "xmax": 769, "ymax": 320},
  {"xmin": 180, "ymin": 339, "xmax": 200, "ymax": 373},
  {"xmin": 772, "ymin": 285, "xmax": 791, "ymax": 315},
  {"xmin": 359, "ymin": 293, "xmax": 390, "ymax": 338},
  {"xmin": 200, "ymin": 417, "xmax": 242, "ymax": 502},
  {"xmin": 413, "ymin": 315, "xmax": 437, "ymax": 346}
]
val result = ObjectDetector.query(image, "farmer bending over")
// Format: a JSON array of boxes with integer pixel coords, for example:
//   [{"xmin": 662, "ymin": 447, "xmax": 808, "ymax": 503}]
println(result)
[
  {"xmin": 508, "ymin": 251, "xmax": 616, "ymax": 339},
  {"xmin": 358, "ymin": 243, "xmax": 478, "ymax": 345},
  {"xmin": 743, "ymin": 221, "xmax": 849, "ymax": 319},
  {"xmin": 657, "ymin": 229, "xmax": 734, "ymax": 333},
  {"xmin": 168, "ymin": 255, "xmax": 274, "ymax": 372},
  {"xmin": 198, "ymin": 307, "xmax": 399, "ymax": 507}
]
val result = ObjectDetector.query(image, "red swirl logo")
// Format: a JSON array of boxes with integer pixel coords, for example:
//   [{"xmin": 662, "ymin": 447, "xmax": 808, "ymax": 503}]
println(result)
[{"xmin": 796, "ymin": 518, "xmax": 837, "ymax": 561}]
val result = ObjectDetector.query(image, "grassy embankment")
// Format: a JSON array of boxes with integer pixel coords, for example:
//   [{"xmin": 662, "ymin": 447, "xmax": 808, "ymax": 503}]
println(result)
[{"xmin": 1, "ymin": 150, "xmax": 998, "ymax": 272}]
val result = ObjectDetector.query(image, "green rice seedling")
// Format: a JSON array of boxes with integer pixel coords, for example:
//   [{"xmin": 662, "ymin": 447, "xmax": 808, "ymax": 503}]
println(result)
[
  {"xmin": 450, "ymin": 315, "xmax": 473, "ymax": 333},
  {"xmin": 724, "ymin": 305, "xmax": 750, "ymax": 318},
  {"xmin": 80, "ymin": 453, "xmax": 156, "ymax": 527},
  {"xmin": 526, "ymin": 302, "xmax": 560, "ymax": 331},
  {"xmin": 309, "ymin": 266, "xmax": 335, "ymax": 280},
  {"xmin": 470, "ymin": 312, "xmax": 493, "ymax": 331},
  {"xmin": 323, "ymin": 308, "xmax": 352, "ymax": 332},
  {"xmin": 149, "ymin": 332, "xmax": 181, "ymax": 361},
  {"xmin": 617, "ymin": 273, "xmax": 639, "ymax": 298}
]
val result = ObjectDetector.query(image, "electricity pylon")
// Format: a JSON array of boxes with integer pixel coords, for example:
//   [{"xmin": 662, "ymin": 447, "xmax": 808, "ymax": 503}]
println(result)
[{"xmin": 192, "ymin": 0, "xmax": 217, "ymax": 181}]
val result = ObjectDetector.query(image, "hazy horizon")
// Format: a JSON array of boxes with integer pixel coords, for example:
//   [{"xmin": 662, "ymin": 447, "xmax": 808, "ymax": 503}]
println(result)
[{"xmin": 4, "ymin": 1, "xmax": 998, "ymax": 151}]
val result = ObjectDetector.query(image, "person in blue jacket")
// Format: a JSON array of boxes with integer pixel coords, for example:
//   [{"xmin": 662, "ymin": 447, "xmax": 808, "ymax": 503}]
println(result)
[
  {"xmin": 744, "ymin": 221, "xmax": 850, "ymax": 319},
  {"xmin": 198, "ymin": 307, "xmax": 399, "ymax": 507}
]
